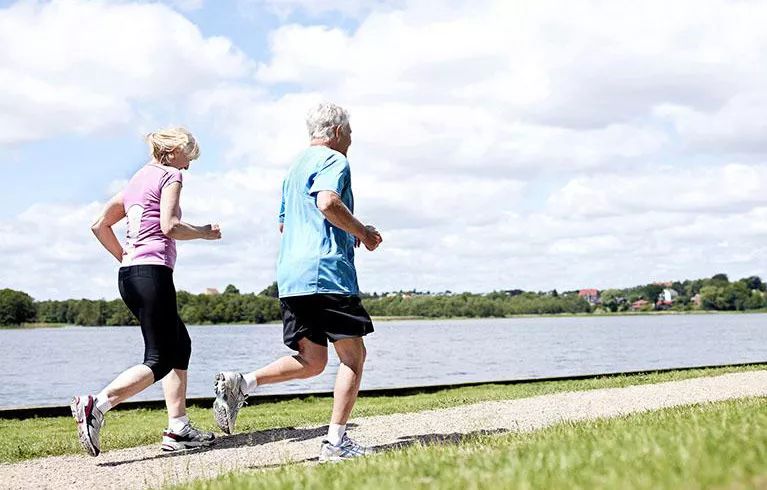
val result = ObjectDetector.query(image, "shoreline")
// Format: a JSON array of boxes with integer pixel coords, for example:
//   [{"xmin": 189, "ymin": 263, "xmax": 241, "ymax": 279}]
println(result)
[{"xmin": 3, "ymin": 308, "xmax": 767, "ymax": 329}]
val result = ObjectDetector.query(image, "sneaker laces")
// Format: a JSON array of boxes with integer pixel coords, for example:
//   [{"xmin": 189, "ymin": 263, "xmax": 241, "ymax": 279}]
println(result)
[
  {"xmin": 238, "ymin": 391, "xmax": 249, "ymax": 408},
  {"xmin": 184, "ymin": 420, "xmax": 212, "ymax": 438},
  {"xmin": 340, "ymin": 434, "xmax": 364, "ymax": 451}
]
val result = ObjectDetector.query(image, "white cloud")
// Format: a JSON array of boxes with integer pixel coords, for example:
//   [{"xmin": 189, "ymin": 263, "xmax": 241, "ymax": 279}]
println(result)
[
  {"xmin": 249, "ymin": 0, "xmax": 405, "ymax": 18},
  {"xmin": 167, "ymin": 0, "xmax": 204, "ymax": 11},
  {"xmin": 658, "ymin": 93, "xmax": 767, "ymax": 153},
  {"xmin": 7, "ymin": 0, "xmax": 767, "ymax": 300},
  {"xmin": 548, "ymin": 164, "xmax": 767, "ymax": 217},
  {"xmin": 0, "ymin": 0, "xmax": 249, "ymax": 146}
]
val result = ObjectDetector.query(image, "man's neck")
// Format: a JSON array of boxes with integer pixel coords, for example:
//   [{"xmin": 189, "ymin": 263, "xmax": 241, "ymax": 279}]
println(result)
[{"xmin": 310, "ymin": 139, "xmax": 345, "ymax": 156}]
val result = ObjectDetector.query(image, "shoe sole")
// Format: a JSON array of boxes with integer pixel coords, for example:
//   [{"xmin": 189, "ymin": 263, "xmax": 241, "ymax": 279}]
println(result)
[
  {"xmin": 70, "ymin": 396, "xmax": 99, "ymax": 457},
  {"xmin": 161, "ymin": 439, "xmax": 214, "ymax": 452},
  {"xmin": 213, "ymin": 373, "xmax": 234, "ymax": 434}
]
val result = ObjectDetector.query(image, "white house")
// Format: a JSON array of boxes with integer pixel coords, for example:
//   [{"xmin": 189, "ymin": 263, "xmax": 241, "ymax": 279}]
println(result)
[{"xmin": 661, "ymin": 288, "xmax": 679, "ymax": 303}]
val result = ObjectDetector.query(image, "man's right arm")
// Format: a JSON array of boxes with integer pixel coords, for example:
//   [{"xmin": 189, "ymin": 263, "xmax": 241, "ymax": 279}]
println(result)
[{"xmin": 316, "ymin": 191, "xmax": 382, "ymax": 251}]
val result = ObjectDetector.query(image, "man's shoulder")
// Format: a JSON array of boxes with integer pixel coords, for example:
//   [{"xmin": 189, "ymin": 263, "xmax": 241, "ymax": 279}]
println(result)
[
  {"xmin": 286, "ymin": 148, "xmax": 348, "ymax": 184},
  {"xmin": 300, "ymin": 146, "xmax": 349, "ymax": 166}
]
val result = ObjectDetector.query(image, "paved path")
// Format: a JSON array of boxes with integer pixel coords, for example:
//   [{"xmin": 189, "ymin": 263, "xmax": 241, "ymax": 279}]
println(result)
[{"xmin": 3, "ymin": 371, "xmax": 767, "ymax": 489}]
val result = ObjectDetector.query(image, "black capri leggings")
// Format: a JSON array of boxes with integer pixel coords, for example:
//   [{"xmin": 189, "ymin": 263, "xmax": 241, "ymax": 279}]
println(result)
[{"xmin": 118, "ymin": 265, "xmax": 191, "ymax": 381}]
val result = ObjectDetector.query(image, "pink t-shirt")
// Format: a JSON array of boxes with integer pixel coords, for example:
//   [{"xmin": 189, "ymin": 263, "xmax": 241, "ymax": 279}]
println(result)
[{"xmin": 122, "ymin": 164, "xmax": 183, "ymax": 270}]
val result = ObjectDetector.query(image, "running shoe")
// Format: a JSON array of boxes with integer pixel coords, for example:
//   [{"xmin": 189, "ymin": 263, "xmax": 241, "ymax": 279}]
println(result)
[
  {"xmin": 319, "ymin": 433, "xmax": 375, "ymax": 463},
  {"xmin": 70, "ymin": 395, "xmax": 104, "ymax": 457},
  {"xmin": 161, "ymin": 422, "xmax": 215, "ymax": 452},
  {"xmin": 212, "ymin": 371, "xmax": 248, "ymax": 434}
]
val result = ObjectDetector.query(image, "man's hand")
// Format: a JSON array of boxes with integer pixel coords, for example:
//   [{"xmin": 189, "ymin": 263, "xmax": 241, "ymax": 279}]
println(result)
[
  {"xmin": 316, "ymin": 191, "xmax": 381, "ymax": 250},
  {"xmin": 360, "ymin": 225, "xmax": 382, "ymax": 251},
  {"xmin": 202, "ymin": 224, "xmax": 222, "ymax": 240}
]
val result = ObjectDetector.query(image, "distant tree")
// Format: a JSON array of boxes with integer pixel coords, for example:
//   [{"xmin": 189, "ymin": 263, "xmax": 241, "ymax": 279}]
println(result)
[
  {"xmin": 0, "ymin": 289, "xmax": 36, "ymax": 325},
  {"xmin": 259, "ymin": 282, "xmax": 279, "ymax": 298},
  {"xmin": 104, "ymin": 300, "xmax": 137, "ymax": 326},
  {"xmin": 711, "ymin": 273, "xmax": 730, "ymax": 283},
  {"xmin": 744, "ymin": 290, "xmax": 766, "ymax": 310},
  {"xmin": 699, "ymin": 285, "xmax": 742, "ymax": 310},
  {"xmin": 223, "ymin": 284, "xmax": 240, "ymax": 295},
  {"xmin": 600, "ymin": 289, "xmax": 624, "ymax": 312},
  {"xmin": 730, "ymin": 282, "xmax": 753, "ymax": 311},
  {"xmin": 742, "ymin": 276, "xmax": 764, "ymax": 291},
  {"xmin": 74, "ymin": 300, "xmax": 103, "ymax": 326},
  {"xmin": 641, "ymin": 284, "xmax": 665, "ymax": 302},
  {"xmin": 176, "ymin": 290, "xmax": 193, "ymax": 310}
]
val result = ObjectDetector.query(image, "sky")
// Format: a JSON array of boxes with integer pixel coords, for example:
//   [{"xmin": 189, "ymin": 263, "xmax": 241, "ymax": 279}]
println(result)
[{"xmin": 2, "ymin": 0, "xmax": 767, "ymax": 300}]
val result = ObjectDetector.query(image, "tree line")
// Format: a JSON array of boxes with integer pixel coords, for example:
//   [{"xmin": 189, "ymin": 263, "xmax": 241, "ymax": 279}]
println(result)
[
  {"xmin": 30, "ymin": 284, "xmax": 281, "ymax": 327},
  {"xmin": 598, "ymin": 274, "xmax": 767, "ymax": 312},
  {"xmin": 1, "ymin": 273, "xmax": 765, "ymax": 326}
]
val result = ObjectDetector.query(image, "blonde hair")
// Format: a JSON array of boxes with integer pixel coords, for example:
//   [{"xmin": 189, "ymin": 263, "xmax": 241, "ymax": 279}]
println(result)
[{"xmin": 145, "ymin": 127, "xmax": 200, "ymax": 164}]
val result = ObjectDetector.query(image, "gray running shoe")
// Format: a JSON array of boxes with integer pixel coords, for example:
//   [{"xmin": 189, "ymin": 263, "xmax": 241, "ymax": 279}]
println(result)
[
  {"xmin": 319, "ymin": 434, "xmax": 375, "ymax": 463},
  {"xmin": 161, "ymin": 422, "xmax": 215, "ymax": 452},
  {"xmin": 212, "ymin": 371, "xmax": 248, "ymax": 434},
  {"xmin": 70, "ymin": 395, "xmax": 104, "ymax": 457}
]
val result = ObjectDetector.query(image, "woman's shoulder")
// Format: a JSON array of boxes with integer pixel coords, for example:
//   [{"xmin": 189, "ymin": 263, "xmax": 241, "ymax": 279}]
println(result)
[
  {"xmin": 142, "ymin": 163, "xmax": 183, "ymax": 182},
  {"xmin": 126, "ymin": 164, "xmax": 182, "ymax": 194},
  {"xmin": 143, "ymin": 162, "xmax": 180, "ymax": 175}
]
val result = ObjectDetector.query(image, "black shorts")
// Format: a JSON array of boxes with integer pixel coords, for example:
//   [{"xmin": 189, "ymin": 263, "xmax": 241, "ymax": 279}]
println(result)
[
  {"xmin": 281, "ymin": 294, "xmax": 374, "ymax": 350},
  {"xmin": 118, "ymin": 265, "xmax": 191, "ymax": 380}
]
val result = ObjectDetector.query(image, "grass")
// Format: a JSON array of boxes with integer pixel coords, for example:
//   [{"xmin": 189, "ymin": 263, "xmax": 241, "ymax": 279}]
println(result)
[
  {"xmin": 177, "ymin": 397, "xmax": 767, "ymax": 490},
  {"xmin": 0, "ymin": 364, "xmax": 764, "ymax": 464}
]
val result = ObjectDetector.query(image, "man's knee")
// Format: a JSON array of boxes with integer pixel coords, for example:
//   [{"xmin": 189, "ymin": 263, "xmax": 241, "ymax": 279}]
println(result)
[
  {"xmin": 296, "ymin": 341, "xmax": 328, "ymax": 378},
  {"xmin": 303, "ymin": 357, "xmax": 327, "ymax": 378},
  {"xmin": 336, "ymin": 339, "xmax": 366, "ymax": 372},
  {"xmin": 291, "ymin": 354, "xmax": 326, "ymax": 378}
]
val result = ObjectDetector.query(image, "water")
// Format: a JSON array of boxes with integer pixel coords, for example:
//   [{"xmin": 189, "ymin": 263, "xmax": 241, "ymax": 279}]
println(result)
[{"xmin": 1, "ymin": 314, "xmax": 765, "ymax": 409}]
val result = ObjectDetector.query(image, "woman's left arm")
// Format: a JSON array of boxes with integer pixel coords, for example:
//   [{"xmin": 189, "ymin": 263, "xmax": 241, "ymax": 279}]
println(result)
[{"xmin": 91, "ymin": 192, "xmax": 126, "ymax": 263}]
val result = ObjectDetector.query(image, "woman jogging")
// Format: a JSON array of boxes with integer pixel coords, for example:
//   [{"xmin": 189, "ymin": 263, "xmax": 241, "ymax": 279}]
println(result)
[{"xmin": 71, "ymin": 128, "xmax": 222, "ymax": 456}]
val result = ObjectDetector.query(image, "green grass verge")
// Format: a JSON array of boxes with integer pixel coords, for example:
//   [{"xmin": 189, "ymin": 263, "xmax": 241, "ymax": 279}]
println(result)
[
  {"xmin": 0, "ymin": 364, "xmax": 764, "ymax": 464},
  {"xmin": 177, "ymin": 397, "xmax": 767, "ymax": 490}
]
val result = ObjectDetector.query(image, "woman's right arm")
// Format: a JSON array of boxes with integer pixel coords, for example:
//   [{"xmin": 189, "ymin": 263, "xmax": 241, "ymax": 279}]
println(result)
[
  {"xmin": 160, "ymin": 182, "xmax": 222, "ymax": 240},
  {"xmin": 91, "ymin": 192, "xmax": 127, "ymax": 263}
]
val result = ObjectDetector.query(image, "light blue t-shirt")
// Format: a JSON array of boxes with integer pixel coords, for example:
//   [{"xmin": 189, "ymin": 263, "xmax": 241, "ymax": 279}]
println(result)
[{"xmin": 276, "ymin": 146, "xmax": 359, "ymax": 298}]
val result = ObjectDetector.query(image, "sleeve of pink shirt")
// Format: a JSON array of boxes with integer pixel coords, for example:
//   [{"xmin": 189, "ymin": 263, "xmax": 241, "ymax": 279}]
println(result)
[{"xmin": 160, "ymin": 168, "xmax": 183, "ymax": 189}]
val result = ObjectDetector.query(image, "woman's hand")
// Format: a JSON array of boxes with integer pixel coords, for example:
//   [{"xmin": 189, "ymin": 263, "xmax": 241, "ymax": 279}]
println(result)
[{"xmin": 202, "ymin": 224, "xmax": 222, "ymax": 240}]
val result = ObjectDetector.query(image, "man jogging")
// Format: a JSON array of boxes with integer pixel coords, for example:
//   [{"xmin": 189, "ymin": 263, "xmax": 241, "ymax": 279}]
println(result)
[{"xmin": 212, "ymin": 102, "xmax": 382, "ymax": 462}]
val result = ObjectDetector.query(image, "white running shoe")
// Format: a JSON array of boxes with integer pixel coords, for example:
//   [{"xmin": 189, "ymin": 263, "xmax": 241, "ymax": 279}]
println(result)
[
  {"xmin": 319, "ymin": 433, "xmax": 375, "ymax": 463},
  {"xmin": 161, "ymin": 422, "xmax": 215, "ymax": 452},
  {"xmin": 212, "ymin": 371, "xmax": 248, "ymax": 434},
  {"xmin": 70, "ymin": 395, "xmax": 104, "ymax": 457}
]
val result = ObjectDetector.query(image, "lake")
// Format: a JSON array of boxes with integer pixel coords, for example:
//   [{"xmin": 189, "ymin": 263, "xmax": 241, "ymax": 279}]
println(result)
[{"xmin": 1, "ymin": 314, "xmax": 765, "ymax": 409}]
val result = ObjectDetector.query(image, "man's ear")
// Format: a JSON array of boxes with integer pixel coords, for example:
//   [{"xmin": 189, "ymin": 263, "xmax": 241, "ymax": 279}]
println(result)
[{"xmin": 334, "ymin": 125, "xmax": 342, "ymax": 140}]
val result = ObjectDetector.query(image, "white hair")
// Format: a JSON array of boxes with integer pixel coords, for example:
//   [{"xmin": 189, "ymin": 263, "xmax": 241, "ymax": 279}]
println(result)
[{"xmin": 306, "ymin": 102, "xmax": 350, "ymax": 141}]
